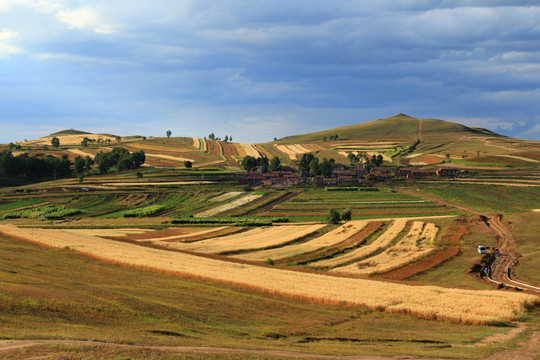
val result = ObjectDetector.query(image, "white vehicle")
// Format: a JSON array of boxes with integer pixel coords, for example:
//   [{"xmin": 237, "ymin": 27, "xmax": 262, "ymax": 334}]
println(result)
[{"xmin": 477, "ymin": 245, "xmax": 486, "ymax": 254}]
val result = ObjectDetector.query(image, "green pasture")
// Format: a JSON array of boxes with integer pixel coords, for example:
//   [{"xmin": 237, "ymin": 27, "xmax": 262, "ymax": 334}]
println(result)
[{"xmin": 416, "ymin": 184, "xmax": 540, "ymax": 213}]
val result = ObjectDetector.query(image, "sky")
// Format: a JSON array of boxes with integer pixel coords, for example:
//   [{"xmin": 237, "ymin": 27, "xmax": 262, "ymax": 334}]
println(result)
[{"xmin": 1, "ymin": 0, "xmax": 539, "ymax": 143}]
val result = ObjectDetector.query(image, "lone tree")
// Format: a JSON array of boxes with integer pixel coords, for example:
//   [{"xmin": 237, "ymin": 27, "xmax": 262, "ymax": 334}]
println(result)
[
  {"xmin": 51, "ymin": 137, "xmax": 60, "ymax": 148},
  {"xmin": 166, "ymin": 130, "xmax": 172, "ymax": 138},
  {"xmin": 184, "ymin": 160, "xmax": 192, "ymax": 168},
  {"xmin": 270, "ymin": 156, "xmax": 282, "ymax": 171},
  {"xmin": 341, "ymin": 208, "xmax": 352, "ymax": 222},
  {"xmin": 327, "ymin": 208, "xmax": 341, "ymax": 224}
]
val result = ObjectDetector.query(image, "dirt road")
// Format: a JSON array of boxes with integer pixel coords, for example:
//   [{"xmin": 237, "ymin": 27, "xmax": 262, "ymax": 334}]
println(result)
[
  {"xmin": 391, "ymin": 187, "xmax": 540, "ymax": 295},
  {"xmin": 0, "ymin": 340, "xmax": 442, "ymax": 360},
  {"xmin": 485, "ymin": 215, "xmax": 540, "ymax": 295}
]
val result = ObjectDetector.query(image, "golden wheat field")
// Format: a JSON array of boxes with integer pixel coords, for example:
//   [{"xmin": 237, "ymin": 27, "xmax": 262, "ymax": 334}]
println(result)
[
  {"xmin": 195, "ymin": 194, "xmax": 262, "ymax": 217},
  {"xmin": 332, "ymin": 221, "xmax": 438, "ymax": 275},
  {"xmin": 208, "ymin": 192, "xmax": 244, "ymax": 202},
  {"xmin": 233, "ymin": 221, "xmax": 368, "ymax": 261},
  {"xmin": 310, "ymin": 219, "xmax": 407, "ymax": 268},
  {"xmin": 0, "ymin": 223, "xmax": 536, "ymax": 325},
  {"xmin": 22, "ymin": 134, "xmax": 118, "ymax": 146},
  {"xmin": 169, "ymin": 224, "xmax": 326, "ymax": 254},
  {"xmin": 274, "ymin": 144, "xmax": 312, "ymax": 160},
  {"xmin": 237, "ymin": 143, "xmax": 261, "ymax": 158}
]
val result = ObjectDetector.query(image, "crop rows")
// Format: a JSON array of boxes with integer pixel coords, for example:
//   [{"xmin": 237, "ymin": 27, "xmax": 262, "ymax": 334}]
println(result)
[
  {"xmin": 331, "ymin": 221, "xmax": 438, "ymax": 275},
  {"xmin": 1, "ymin": 223, "xmax": 536, "ymax": 325},
  {"xmin": 163, "ymin": 224, "xmax": 326, "ymax": 254}
]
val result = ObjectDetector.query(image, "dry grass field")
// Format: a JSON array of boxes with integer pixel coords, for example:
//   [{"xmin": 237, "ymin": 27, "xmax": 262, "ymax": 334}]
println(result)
[{"xmin": 0, "ymin": 223, "xmax": 536, "ymax": 326}]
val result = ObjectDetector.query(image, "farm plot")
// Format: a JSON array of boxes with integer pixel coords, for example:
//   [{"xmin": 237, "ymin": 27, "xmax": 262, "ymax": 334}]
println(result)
[
  {"xmin": 24, "ymin": 134, "xmax": 117, "ymax": 146},
  {"xmin": 221, "ymin": 142, "xmax": 240, "ymax": 163},
  {"xmin": 233, "ymin": 221, "xmax": 368, "ymax": 261},
  {"xmin": 310, "ymin": 219, "xmax": 407, "ymax": 268},
  {"xmin": 108, "ymin": 226, "xmax": 241, "ymax": 244},
  {"xmin": 0, "ymin": 223, "xmax": 536, "ymax": 325},
  {"xmin": 332, "ymin": 222, "xmax": 439, "ymax": 276},
  {"xmin": 195, "ymin": 194, "xmax": 263, "ymax": 217},
  {"xmin": 274, "ymin": 144, "xmax": 311, "ymax": 160},
  {"xmin": 236, "ymin": 143, "xmax": 261, "ymax": 158},
  {"xmin": 168, "ymin": 224, "xmax": 325, "ymax": 254},
  {"xmin": 145, "ymin": 153, "xmax": 195, "ymax": 163},
  {"xmin": 259, "ymin": 189, "xmax": 458, "ymax": 220},
  {"xmin": 208, "ymin": 192, "xmax": 243, "ymax": 202}
]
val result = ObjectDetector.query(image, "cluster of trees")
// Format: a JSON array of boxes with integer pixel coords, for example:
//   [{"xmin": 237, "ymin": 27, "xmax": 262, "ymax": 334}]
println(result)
[
  {"xmin": 51, "ymin": 137, "xmax": 60, "ymax": 148},
  {"xmin": 81, "ymin": 136, "xmax": 119, "ymax": 147},
  {"xmin": 74, "ymin": 156, "xmax": 95, "ymax": 175},
  {"xmin": 7, "ymin": 143, "xmax": 23, "ymax": 152},
  {"xmin": 299, "ymin": 153, "xmax": 335, "ymax": 177},
  {"xmin": 94, "ymin": 148, "xmax": 145, "ymax": 173},
  {"xmin": 327, "ymin": 208, "xmax": 352, "ymax": 224},
  {"xmin": 0, "ymin": 151, "xmax": 71, "ymax": 179},
  {"xmin": 323, "ymin": 134, "xmax": 339, "ymax": 141},
  {"xmin": 347, "ymin": 153, "xmax": 384, "ymax": 167},
  {"xmin": 241, "ymin": 156, "xmax": 281, "ymax": 172},
  {"xmin": 207, "ymin": 133, "xmax": 232, "ymax": 142}
]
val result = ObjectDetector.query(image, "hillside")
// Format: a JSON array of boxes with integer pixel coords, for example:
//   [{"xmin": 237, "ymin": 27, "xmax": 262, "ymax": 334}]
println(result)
[
  {"xmin": 49, "ymin": 129, "xmax": 92, "ymax": 136},
  {"xmin": 259, "ymin": 114, "xmax": 540, "ymax": 168},
  {"xmin": 5, "ymin": 115, "xmax": 540, "ymax": 170}
]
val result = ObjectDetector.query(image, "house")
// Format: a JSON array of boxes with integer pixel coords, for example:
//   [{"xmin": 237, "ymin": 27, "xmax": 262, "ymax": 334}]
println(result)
[
  {"xmin": 368, "ymin": 172, "xmax": 394, "ymax": 182},
  {"xmin": 370, "ymin": 166, "xmax": 393, "ymax": 174},
  {"xmin": 395, "ymin": 167, "xmax": 435, "ymax": 179},
  {"xmin": 436, "ymin": 167, "xmax": 459, "ymax": 177},
  {"xmin": 235, "ymin": 170, "xmax": 300, "ymax": 186}
]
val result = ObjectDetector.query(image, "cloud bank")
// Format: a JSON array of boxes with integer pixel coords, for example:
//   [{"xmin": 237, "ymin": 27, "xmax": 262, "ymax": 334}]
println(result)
[{"xmin": 1, "ymin": 1, "xmax": 539, "ymax": 142}]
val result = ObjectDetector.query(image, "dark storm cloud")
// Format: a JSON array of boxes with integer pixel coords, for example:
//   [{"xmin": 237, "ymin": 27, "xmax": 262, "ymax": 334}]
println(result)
[{"xmin": 0, "ymin": 1, "xmax": 539, "ymax": 142}]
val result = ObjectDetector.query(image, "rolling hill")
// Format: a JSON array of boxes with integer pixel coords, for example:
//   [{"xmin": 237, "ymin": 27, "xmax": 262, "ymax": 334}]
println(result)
[{"xmin": 6, "ymin": 114, "xmax": 540, "ymax": 169}]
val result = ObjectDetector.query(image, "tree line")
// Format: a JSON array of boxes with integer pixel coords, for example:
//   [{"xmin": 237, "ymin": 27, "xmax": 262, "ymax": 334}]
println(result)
[
  {"xmin": 241, "ymin": 156, "xmax": 282, "ymax": 172},
  {"xmin": 0, "ymin": 151, "xmax": 71, "ymax": 179},
  {"xmin": 0, "ymin": 147, "xmax": 145, "ymax": 180}
]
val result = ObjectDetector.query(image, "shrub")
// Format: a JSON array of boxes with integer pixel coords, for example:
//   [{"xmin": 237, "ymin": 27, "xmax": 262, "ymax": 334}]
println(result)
[
  {"xmin": 327, "ymin": 208, "xmax": 341, "ymax": 224},
  {"xmin": 342, "ymin": 208, "xmax": 352, "ymax": 221}
]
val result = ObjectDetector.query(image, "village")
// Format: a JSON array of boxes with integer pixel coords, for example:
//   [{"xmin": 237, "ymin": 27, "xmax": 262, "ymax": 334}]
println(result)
[{"xmin": 236, "ymin": 164, "xmax": 462, "ymax": 187}]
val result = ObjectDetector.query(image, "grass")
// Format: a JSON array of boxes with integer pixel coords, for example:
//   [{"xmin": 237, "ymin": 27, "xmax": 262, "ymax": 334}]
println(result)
[
  {"xmin": 416, "ymin": 183, "xmax": 540, "ymax": 213},
  {"xmin": 2, "ymin": 204, "xmax": 82, "ymax": 220},
  {"xmin": 0, "ymin": 233, "xmax": 531, "ymax": 359},
  {"xmin": 407, "ymin": 218, "xmax": 494, "ymax": 290},
  {"xmin": 506, "ymin": 212, "xmax": 540, "ymax": 284},
  {"xmin": 446, "ymin": 159, "xmax": 508, "ymax": 167}
]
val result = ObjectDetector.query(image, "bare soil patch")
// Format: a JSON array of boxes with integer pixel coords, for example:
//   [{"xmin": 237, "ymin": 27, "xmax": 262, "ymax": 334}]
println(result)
[{"xmin": 422, "ymin": 155, "xmax": 442, "ymax": 164}]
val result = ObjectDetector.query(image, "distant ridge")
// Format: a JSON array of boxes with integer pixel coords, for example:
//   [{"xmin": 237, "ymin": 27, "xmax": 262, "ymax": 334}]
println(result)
[
  {"xmin": 277, "ymin": 114, "xmax": 505, "ymax": 144},
  {"xmin": 49, "ymin": 129, "xmax": 91, "ymax": 136}
]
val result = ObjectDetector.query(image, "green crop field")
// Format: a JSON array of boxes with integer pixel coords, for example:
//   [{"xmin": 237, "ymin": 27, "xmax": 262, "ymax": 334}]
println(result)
[{"xmin": 415, "ymin": 183, "xmax": 540, "ymax": 213}]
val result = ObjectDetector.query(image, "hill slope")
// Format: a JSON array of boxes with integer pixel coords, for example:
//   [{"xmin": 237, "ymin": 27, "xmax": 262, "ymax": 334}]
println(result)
[{"xmin": 278, "ymin": 114, "xmax": 500, "ymax": 144}]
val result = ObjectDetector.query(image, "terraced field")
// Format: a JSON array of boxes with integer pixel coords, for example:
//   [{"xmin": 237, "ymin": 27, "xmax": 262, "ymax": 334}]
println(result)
[
  {"xmin": 0, "ymin": 223, "xmax": 536, "ymax": 326},
  {"xmin": 257, "ymin": 188, "xmax": 461, "ymax": 221}
]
